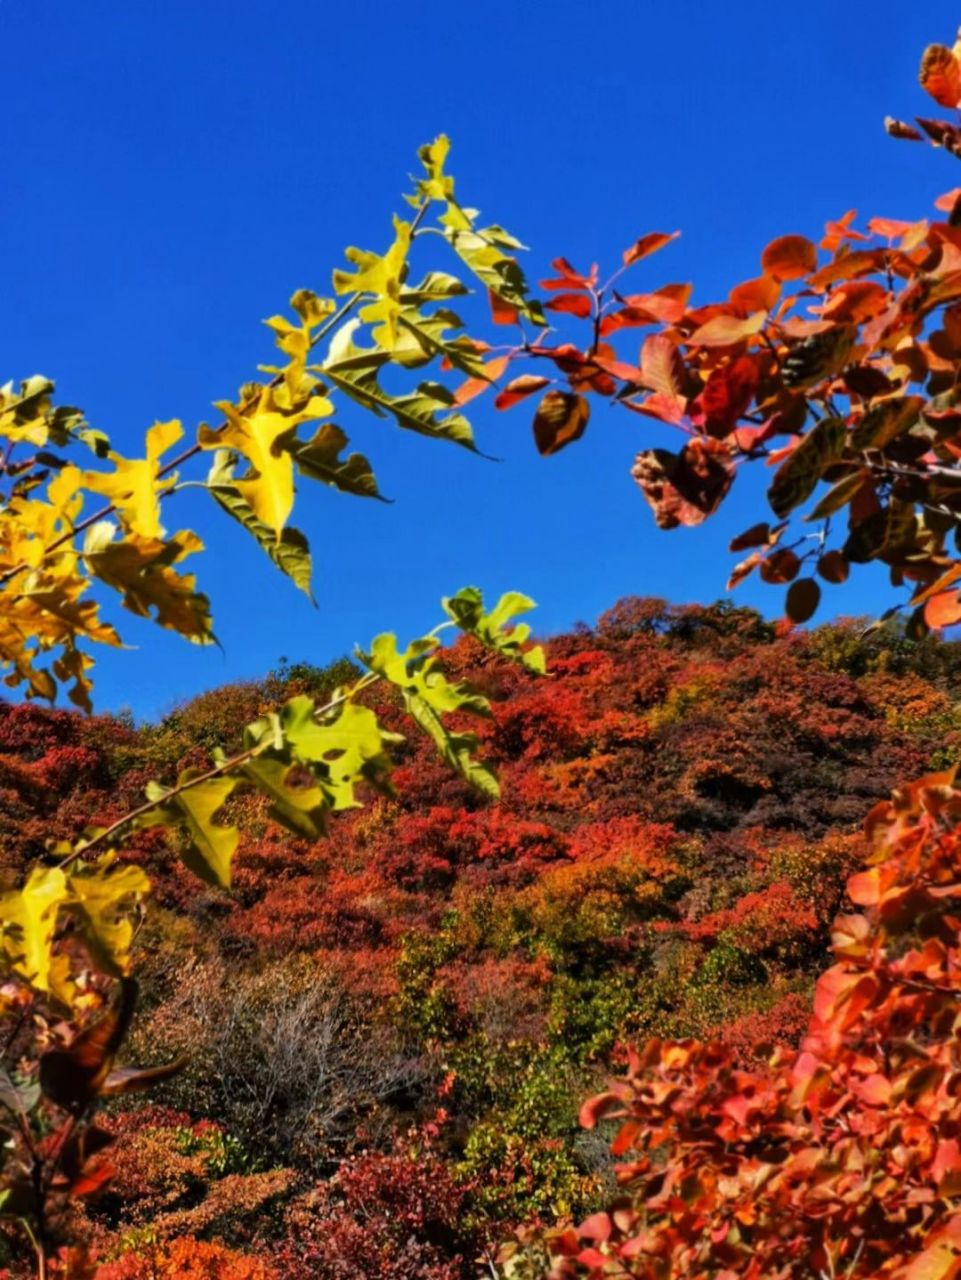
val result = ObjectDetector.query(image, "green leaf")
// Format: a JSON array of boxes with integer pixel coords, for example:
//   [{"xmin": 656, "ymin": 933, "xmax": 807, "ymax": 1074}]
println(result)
[
  {"xmin": 442, "ymin": 586, "xmax": 546, "ymax": 673},
  {"xmin": 402, "ymin": 690, "xmax": 499, "ymax": 799},
  {"xmin": 400, "ymin": 271, "xmax": 469, "ymax": 306},
  {"xmin": 394, "ymin": 308, "xmax": 487, "ymax": 377},
  {"xmin": 281, "ymin": 696, "xmax": 400, "ymax": 810},
  {"xmin": 850, "ymin": 395, "xmax": 924, "ymax": 450},
  {"xmin": 285, "ymin": 425, "xmax": 384, "ymax": 501},
  {"xmin": 0, "ymin": 1068, "xmax": 39, "ymax": 1118},
  {"xmin": 358, "ymin": 632, "xmax": 497, "ymax": 796},
  {"xmin": 805, "ymin": 469, "xmax": 868, "ymax": 521},
  {"xmin": 440, "ymin": 210, "xmax": 546, "ymax": 328},
  {"xmin": 205, "ymin": 451, "xmax": 314, "ymax": 600},
  {"xmin": 240, "ymin": 755, "xmax": 329, "ymax": 840},
  {"xmin": 145, "ymin": 772, "xmax": 239, "ymax": 889},
  {"xmin": 768, "ymin": 416, "xmax": 847, "ymax": 519},
  {"xmin": 323, "ymin": 321, "xmax": 479, "ymax": 451}
]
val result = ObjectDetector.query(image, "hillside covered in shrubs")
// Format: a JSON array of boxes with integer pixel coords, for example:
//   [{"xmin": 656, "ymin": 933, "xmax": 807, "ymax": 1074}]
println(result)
[{"xmin": 3, "ymin": 598, "xmax": 961, "ymax": 1277}]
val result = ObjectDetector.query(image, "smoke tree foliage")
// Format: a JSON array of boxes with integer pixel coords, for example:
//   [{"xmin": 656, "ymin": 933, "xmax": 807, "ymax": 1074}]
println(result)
[
  {"xmin": 0, "ymin": 140, "xmax": 547, "ymax": 1277},
  {"xmin": 494, "ymin": 24, "xmax": 961, "ymax": 1280}
]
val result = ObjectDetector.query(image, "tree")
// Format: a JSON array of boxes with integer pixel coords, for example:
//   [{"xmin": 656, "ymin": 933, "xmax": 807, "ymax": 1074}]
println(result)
[
  {"xmin": 495, "ymin": 25, "xmax": 961, "ymax": 1280},
  {"xmin": 0, "ymin": 139, "xmax": 548, "ymax": 1277},
  {"xmin": 455, "ymin": 30, "xmax": 961, "ymax": 637}
]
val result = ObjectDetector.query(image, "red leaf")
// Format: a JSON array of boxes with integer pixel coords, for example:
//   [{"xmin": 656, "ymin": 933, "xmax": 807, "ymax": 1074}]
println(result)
[
  {"xmin": 820, "ymin": 209, "xmax": 868, "ymax": 252},
  {"xmin": 729, "ymin": 521, "xmax": 774, "ymax": 552},
  {"xmin": 68, "ymin": 1158, "xmax": 115, "ymax": 1199},
  {"xmin": 817, "ymin": 550, "xmax": 849, "ymax": 584},
  {"xmin": 40, "ymin": 979, "xmax": 138, "ymax": 1111},
  {"xmin": 544, "ymin": 292, "xmax": 593, "ymax": 319},
  {"xmin": 540, "ymin": 257, "xmax": 594, "ymax": 291},
  {"xmin": 632, "ymin": 438, "xmax": 734, "ymax": 529},
  {"xmin": 579, "ymin": 1212, "xmax": 612, "ymax": 1243},
  {"xmin": 820, "ymin": 281, "xmax": 888, "ymax": 324},
  {"xmin": 493, "ymin": 375, "xmax": 550, "ymax": 410},
  {"xmin": 579, "ymin": 1091, "xmax": 626, "ymax": 1129},
  {"xmin": 812, "ymin": 966, "xmax": 878, "ymax": 1031},
  {"xmin": 694, "ymin": 356, "xmax": 758, "ymax": 436},
  {"xmin": 760, "ymin": 548, "xmax": 801, "ymax": 585},
  {"xmin": 100, "ymin": 1057, "xmax": 189, "ymax": 1097},
  {"xmin": 785, "ymin": 577, "xmax": 820, "ymax": 624},
  {"xmin": 623, "ymin": 392, "xmax": 687, "ymax": 425},
  {"xmin": 488, "ymin": 289, "xmax": 520, "ymax": 326},
  {"xmin": 760, "ymin": 234, "xmax": 818, "ymax": 282},
  {"xmin": 622, "ymin": 230, "xmax": 679, "ymax": 267}
]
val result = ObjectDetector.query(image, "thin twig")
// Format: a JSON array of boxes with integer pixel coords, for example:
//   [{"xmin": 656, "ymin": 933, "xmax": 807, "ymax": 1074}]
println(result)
[{"xmin": 56, "ymin": 669, "xmax": 381, "ymax": 870}]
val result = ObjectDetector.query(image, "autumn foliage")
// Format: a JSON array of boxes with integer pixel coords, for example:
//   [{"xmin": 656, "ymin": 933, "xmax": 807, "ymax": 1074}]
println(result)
[
  {"xmin": 505, "ymin": 767, "xmax": 961, "ymax": 1278},
  {"xmin": 1, "ymin": 600, "xmax": 960, "ymax": 1274},
  {"xmin": 6, "ymin": 17, "xmax": 961, "ymax": 1280}
]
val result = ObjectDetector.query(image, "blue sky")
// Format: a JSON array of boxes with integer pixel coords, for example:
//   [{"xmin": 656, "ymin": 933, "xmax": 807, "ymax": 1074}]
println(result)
[{"xmin": 3, "ymin": 0, "xmax": 960, "ymax": 720}]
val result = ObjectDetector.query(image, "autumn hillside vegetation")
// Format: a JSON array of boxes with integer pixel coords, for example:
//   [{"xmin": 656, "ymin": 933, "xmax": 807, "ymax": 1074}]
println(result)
[{"xmin": 1, "ymin": 598, "xmax": 959, "ymax": 1276}]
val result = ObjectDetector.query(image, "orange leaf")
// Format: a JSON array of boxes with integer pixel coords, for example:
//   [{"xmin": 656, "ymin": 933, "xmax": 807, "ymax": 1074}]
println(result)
[
  {"xmin": 532, "ymin": 391, "xmax": 590, "ymax": 456},
  {"xmin": 622, "ymin": 230, "xmax": 679, "ymax": 267},
  {"xmin": 925, "ymin": 589, "xmax": 961, "ymax": 630},
  {"xmin": 760, "ymin": 234, "xmax": 818, "ymax": 282},
  {"xmin": 920, "ymin": 43, "xmax": 961, "ymax": 109},
  {"xmin": 688, "ymin": 311, "xmax": 766, "ymax": 348},
  {"xmin": 728, "ymin": 274, "xmax": 780, "ymax": 314},
  {"xmin": 868, "ymin": 216, "xmax": 913, "ymax": 240},
  {"xmin": 641, "ymin": 333, "xmax": 687, "ymax": 398},
  {"xmin": 494, "ymin": 374, "xmax": 550, "ymax": 410},
  {"xmin": 453, "ymin": 355, "xmax": 510, "ymax": 406}
]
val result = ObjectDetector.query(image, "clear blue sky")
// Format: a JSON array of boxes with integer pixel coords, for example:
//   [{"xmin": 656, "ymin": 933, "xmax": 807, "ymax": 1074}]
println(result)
[{"xmin": 3, "ymin": 0, "xmax": 959, "ymax": 720}]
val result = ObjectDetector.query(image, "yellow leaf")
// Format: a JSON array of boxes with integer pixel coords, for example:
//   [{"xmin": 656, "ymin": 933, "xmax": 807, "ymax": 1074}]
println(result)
[
  {"xmin": 0, "ymin": 867, "xmax": 69, "ymax": 993},
  {"xmin": 84, "ymin": 419, "xmax": 183, "ymax": 538},
  {"xmin": 332, "ymin": 216, "xmax": 412, "ymax": 350},
  {"xmin": 67, "ymin": 861, "xmax": 151, "ymax": 977},
  {"xmin": 200, "ymin": 386, "xmax": 332, "ymax": 538}
]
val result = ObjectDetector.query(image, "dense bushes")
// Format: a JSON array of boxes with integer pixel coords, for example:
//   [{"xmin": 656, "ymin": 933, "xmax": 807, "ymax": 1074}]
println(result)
[{"xmin": 2, "ymin": 602, "xmax": 961, "ymax": 1274}]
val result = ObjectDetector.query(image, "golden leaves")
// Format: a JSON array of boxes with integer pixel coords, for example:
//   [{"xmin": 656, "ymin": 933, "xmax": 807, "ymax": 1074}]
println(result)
[
  {"xmin": 200, "ymin": 385, "xmax": 333, "ymax": 539},
  {"xmin": 84, "ymin": 420, "xmax": 183, "ymax": 539}
]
